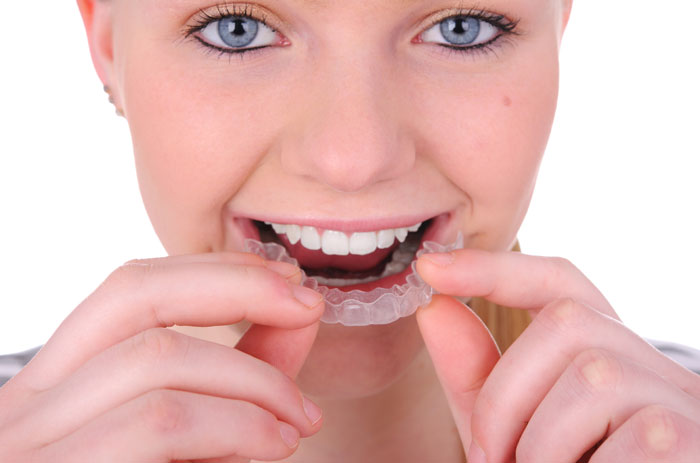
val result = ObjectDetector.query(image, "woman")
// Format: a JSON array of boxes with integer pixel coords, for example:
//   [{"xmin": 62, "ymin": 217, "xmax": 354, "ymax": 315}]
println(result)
[{"xmin": 1, "ymin": 0, "xmax": 699, "ymax": 461}]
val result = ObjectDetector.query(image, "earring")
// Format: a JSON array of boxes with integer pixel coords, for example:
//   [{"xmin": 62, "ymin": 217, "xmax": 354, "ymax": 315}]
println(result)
[{"xmin": 103, "ymin": 85, "xmax": 125, "ymax": 117}]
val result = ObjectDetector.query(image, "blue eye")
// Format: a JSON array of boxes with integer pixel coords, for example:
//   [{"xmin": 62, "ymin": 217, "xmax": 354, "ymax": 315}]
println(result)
[
  {"xmin": 198, "ymin": 15, "xmax": 279, "ymax": 50},
  {"xmin": 218, "ymin": 17, "xmax": 258, "ymax": 47},
  {"xmin": 422, "ymin": 16, "xmax": 500, "ymax": 48},
  {"xmin": 186, "ymin": 7, "xmax": 518, "ymax": 59}
]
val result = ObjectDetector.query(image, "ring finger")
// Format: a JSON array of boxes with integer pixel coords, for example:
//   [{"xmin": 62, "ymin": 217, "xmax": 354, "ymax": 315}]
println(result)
[
  {"xmin": 34, "ymin": 389, "xmax": 302, "ymax": 462},
  {"xmin": 517, "ymin": 348, "xmax": 700, "ymax": 462}
]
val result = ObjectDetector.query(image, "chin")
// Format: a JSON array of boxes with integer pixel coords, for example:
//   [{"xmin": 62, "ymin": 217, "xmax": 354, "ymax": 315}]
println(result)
[{"xmin": 295, "ymin": 313, "xmax": 426, "ymax": 400}]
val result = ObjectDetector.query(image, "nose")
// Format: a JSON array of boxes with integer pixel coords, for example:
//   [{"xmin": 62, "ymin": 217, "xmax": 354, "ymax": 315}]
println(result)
[{"xmin": 279, "ymin": 55, "xmax": 415, "ymax": 193}]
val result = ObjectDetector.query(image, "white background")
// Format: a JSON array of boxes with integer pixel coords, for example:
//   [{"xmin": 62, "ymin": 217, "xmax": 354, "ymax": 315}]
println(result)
[{"xmin": 1, "ymin": 1, "xmax": 698, "ymax": 354}]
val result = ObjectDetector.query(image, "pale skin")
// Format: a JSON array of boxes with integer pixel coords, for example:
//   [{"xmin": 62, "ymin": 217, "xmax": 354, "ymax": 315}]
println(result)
[{"xmin": 0, "ymin": 0, "xmax": 699, "ymax": 462}]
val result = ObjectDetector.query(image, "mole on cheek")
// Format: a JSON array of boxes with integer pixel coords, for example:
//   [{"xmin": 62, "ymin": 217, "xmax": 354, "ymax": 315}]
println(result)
[{"xmin": 503, "ymin": 96, "xmax": 512, "ymax": 107}]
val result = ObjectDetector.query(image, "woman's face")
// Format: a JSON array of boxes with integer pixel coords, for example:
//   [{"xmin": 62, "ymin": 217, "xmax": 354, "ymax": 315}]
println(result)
[{"xmin": 91, "ymin": 0, "xmax": 569, "ymax": 398}]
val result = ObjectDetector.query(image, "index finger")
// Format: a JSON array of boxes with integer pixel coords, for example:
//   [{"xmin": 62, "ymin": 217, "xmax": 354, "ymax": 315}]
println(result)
[
  {"xmin": 19, "ymin": 252, "xmax": 324, "ymax": 390},
  {"xmin": 416, "ymin": 249, "xmax": 618, "ymax": 319}
]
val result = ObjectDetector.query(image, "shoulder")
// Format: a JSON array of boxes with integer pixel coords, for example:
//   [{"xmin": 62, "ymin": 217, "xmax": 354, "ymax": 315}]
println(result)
[
  {"xmin": 0, "ymin": 345, "xmax": 42, "ymax": 387},
  {"xmin": 649, "ymin": 339, "xmax": 700, "ymax": 375}
]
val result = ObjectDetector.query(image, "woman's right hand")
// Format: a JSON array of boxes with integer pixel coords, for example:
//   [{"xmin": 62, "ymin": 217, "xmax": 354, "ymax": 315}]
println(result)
[{"xmin": 0, "ymin": 252, "xmax": 326, "ymax": 462}]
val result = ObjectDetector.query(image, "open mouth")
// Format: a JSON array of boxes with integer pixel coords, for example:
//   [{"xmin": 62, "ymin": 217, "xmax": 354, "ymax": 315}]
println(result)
[
  {"xmin": 255, "ymin": 220, "xmax": 427, "ymax": 286},
  {"xmin": 233, "ymin": 212, "xmax": 462, "ymax": 325},
  {"xmin": 249, "ymin": 215, "xmax": 448, "ymax": 291}
]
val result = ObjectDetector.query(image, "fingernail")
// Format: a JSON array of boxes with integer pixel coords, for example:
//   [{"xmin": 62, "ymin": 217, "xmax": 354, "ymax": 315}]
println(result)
[
  {"xmin": 266, "ymin": 261, "xmax": 301, "ymax": 280},
  {"xmin": 422, "ymin": 252, "xmax": 455, "ymax": 267},
  {"xmin": 467, "ymin": 442, "xmax": 487, "ymax": 463},
  {"xmin": 302, "ymin": 396, "xmax": 323, "ymax": 425},
  {"xmin": 278, "ymin": 421, "xmax": 300, "ymax": 448},
  {"xmin": 291, "ymin": 285, "xmax": 323, "ymax": 309}
]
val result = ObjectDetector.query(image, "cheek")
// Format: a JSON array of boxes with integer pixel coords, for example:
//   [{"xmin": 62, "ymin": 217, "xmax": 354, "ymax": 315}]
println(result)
[
  {"xmin": 414, "ymin": 49, "xmax": 559, "ymax": 245},
  {"xmin": 120, "ymin": 55, "xmax": 283, "ymax": 253},
  {"xmin": 427, "ymin": 76, "xmax": 556, "ymax": 201},
  {"xmin": 468, "ymin": 75, "xmax": 556, "ymax": 204}
]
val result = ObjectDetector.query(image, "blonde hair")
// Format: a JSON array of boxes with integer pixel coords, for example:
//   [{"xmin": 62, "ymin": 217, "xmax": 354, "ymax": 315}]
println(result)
[{"xmin": 469, "ymin": 240, "xmax": 531, "ymax": 352}]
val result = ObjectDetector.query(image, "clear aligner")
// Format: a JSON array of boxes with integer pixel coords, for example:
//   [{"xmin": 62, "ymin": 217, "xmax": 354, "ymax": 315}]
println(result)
[{"xmin": 244, "ymin": 233, "xmax": 464, "ymax": 327}]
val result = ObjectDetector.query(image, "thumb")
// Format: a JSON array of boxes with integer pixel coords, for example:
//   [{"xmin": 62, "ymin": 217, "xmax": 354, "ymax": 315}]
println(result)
[
  {"xmin": 235, "ymin": 322, "xmax": 320, "ymax": 380},
  {"xmin": 416, "ymin": 295, "xmax": 500, "ymax": 451}
]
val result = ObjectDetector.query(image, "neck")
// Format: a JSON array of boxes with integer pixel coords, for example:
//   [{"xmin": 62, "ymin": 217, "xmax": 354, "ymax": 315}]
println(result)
[{"xmin": 283, "ymin": 347, "xmax": 465, "ymax": 463}]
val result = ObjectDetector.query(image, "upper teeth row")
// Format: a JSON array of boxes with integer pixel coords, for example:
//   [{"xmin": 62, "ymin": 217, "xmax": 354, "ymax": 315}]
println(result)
[{"xmin": 264, "ymin": 222, "xmax": 423, "ymax": 256}]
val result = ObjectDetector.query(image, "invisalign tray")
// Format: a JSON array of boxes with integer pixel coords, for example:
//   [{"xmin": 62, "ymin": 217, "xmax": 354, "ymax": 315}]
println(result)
[{"xmin": 245, "ymin": 233, "xmax": 463, "ymax": 326}]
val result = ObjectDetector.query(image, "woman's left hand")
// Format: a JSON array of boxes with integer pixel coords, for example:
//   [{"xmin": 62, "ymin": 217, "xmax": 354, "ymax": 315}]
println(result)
[{"xmin": 416, "ymin": 249, "xmax": 700, "ymax": 463}]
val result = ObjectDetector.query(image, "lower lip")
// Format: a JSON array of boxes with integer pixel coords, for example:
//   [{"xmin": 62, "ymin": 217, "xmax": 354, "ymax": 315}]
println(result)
[{"xmin": 233, "ymin": 212, "xmax": 454, "ymax": 292}]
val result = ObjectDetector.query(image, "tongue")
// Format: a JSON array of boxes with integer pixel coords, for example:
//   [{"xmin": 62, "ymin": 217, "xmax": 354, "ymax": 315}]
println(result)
[{"xmin": 278, "ymin": 234, "xmax": 399, "ymax": 271}]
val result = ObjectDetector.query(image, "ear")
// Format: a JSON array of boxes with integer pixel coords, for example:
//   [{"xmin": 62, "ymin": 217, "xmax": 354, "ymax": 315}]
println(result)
[
  {"xmin": 560, "ymin": 0, "xmax": 573, "ymax": 36},
  {"xmin": 76, "ymin": 0, "xmax": 116, "ymax": 89}
]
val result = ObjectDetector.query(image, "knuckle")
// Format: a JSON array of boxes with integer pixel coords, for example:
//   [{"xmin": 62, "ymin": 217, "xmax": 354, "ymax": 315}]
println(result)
[
  {"xmin": 105, "ymin": 261, "xmax": 154, "ymax": 292},
  {"xmin": 131, "ymin": 328, "xmax": 185, "ymax": 364},
  {"xmin": 571, "ymin": 348, "xmax": 623, "ymax": 395},
  {"xmin": 543, "ymin": 256, "xmax": 575, "ymax": 285},
  {"xmin": 549, "ymin": 255, "xmax": 575, "ymax": 270},
  {"xmin": 537, "ymin": 297, "xmax": 589, "ymax": 336},
  {"xmin": 139, "ymin": 390, "xmax": 191, "ymax": 435},
  {"xmin": 630, "ymin": 405, "xmax": 680, "ymax": 458}
]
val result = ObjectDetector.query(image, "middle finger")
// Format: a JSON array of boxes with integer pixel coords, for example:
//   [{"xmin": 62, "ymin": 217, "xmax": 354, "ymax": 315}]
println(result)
[
  {"xmin": 20, "ymin": 329, "xmax": 322, "ymax": 446},
  {"xmin": 471, "ymin": 298, "xmax": 700, "ymax": 463}
]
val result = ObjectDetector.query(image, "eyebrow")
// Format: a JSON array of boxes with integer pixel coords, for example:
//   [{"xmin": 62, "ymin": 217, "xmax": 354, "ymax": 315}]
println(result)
[
  {"xmin": 298, "ymin": 0, "xmax": 441, "ymax": 7},
  {"xmin": 292, "ymin": 0, "xmax": 476, "ymax": 17},
  {"xmin": 170, "ymin": 0, "xmax": 443, "ymax": 9},
  {"xmin": 159, "ymin": 0, "xmax": 462, "ymax": 15}
]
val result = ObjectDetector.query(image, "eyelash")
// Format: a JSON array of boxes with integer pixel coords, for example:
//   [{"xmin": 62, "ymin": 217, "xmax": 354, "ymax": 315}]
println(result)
[
  {"xmin": 183, "ymin": 5, "xmax": 520, "ymax": 61},
  {"xmin": 183, "ymin": 4, "xmax": 275, "ymax": 61},
  {"xmin": 421, "ymin": 9, "xmax": 520, "ymax": 60}
]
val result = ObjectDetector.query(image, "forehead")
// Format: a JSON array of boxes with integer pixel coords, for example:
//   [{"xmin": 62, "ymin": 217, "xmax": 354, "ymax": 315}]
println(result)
[
  {"xmin": 147, "ymin": 0, "xmax": 545, "ymax": 9},
  {"xmin": 134, "ymin": 0, "xmax": 558, "ymax": 30}
]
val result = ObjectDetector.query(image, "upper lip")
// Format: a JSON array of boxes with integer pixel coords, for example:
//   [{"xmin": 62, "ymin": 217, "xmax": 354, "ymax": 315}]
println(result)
[{"xmin": 245, "ymin": 214, "xmax": 444, "ymax": 233}]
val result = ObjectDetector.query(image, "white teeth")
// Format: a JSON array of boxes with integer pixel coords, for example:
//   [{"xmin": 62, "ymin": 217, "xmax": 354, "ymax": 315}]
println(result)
[
  {"xmin": 322, "ymin": 230, "xmax": 350, "ymax": 256},
  {"xmin": 394, "ymin": 227, "xmax": 408, "ymax": 243},
  {"xmin": 349, "ymin": 232, "xmax": 378, "ymax": 256},
  {"xmin": 300, "ymin": 226, "xmax": 321, "ymax": 250},
  {"xmin": 377, "ymin": 229, "xmax": 395, "ymax": 249},
  {"xmin": 286, "ymin": 224, "xmax": 301, "ymax": 245},
  {"xmin": 266, "ymin": 221, "xmax": 425, "ymax": 255}
]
